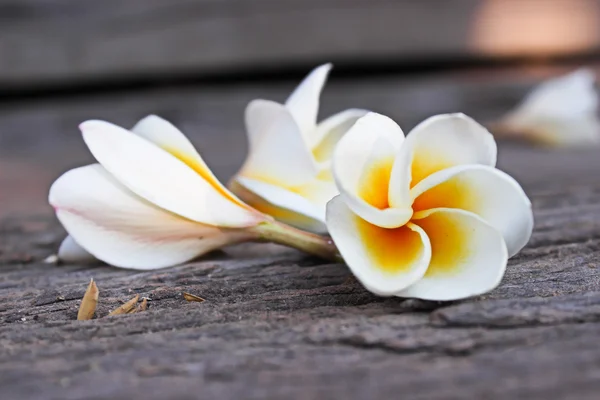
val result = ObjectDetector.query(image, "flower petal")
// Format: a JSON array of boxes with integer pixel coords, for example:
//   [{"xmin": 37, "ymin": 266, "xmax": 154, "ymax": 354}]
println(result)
[
  {"xmin": 131, "ymin": 115, "xmax": 247, "ymax": 208},
  {"xmin": 500, "ymin": 69, "xmax": 600, "ymax": 147},
  {"xmin": 389, "ymin": 113, "xmax": 497, "ymax": 208},
  {"xmin": 326, "ymin": 196, "xmax": 431, "ymax": 296},
  {"xmin": 58, "ymin": 236, "xmax": 97, "ymax": 263},
  {"xmin": 81, "ymin": 120, "xmax": 261, "ymax": 228},
  {"xmin": 524, "ymin": 117, "xmax": 600, "ymax": 147},
  {"xmin": 333, "ymin": 112, "xmax": 411, "ymax": 228},
  {"xmin": 241, "ymin": 99, "xmax": 318, "ymax": 186},
  {"xmin": 293, "ymin": 178, "xmax": 339, "ymax": 209},
  {"xmin": 131, "ymin": 115, "xmax": 202, "ymax": 163},
  {"xmin": 311, "ymin": 108, "xmax": 369, "ymax": 158},
  {"xmin": 398, "ymin": 208, "xmax": 508, "ymax": 301},
  {"xmin": 285, "ymin": 63, "xmax": 332, "ymax": 141},
  {"xmin": 232, "ymin": 177, "xmax": 327, "ymax": 233},
  {"xmin": 49, "ymin": 165, "xmax": 252, "ymax": 269},
  {"xmin": 511, "ymin": 69, "xmax": 597, "ymax": 119},
  {"xmin": 411, "ymin": 165, "xmax": 533, "ymax": 257}
]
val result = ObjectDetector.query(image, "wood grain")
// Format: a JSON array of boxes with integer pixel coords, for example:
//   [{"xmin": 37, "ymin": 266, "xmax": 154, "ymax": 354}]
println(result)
[
  {"xmin": 1, "ymin": 66, "xmax": 600, "ymax": 399},
  {"xmin": 1, "ymin": 0, "xmax": 600, "ymax": 86},
  {"xmin": 0, "ymin": 166, "xmax": 599, "ymax": 399}
]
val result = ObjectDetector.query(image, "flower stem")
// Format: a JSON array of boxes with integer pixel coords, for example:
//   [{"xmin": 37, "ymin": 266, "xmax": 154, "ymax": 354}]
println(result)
[{"xmin": 250, "ymin": 220, "xmax": 344, "ymax": 263}]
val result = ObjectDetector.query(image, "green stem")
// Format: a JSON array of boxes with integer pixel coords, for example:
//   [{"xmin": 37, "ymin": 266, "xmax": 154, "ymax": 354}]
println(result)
[{"xmin": 250, "ymin": 220, "xmax": 344, "ymax": 263}]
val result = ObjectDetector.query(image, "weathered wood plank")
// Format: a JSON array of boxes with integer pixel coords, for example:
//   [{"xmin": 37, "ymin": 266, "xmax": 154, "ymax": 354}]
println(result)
[
  {"xmin": 0, "ymin": 164, "xmax": 599, "ymax": 399},
  {"xmin": 1, "ymin": 0, "xmax": 600, "ymax": 86},
  {"xmin": 1, "ymin": 66, "xmax": 600, "ymax": 399}
]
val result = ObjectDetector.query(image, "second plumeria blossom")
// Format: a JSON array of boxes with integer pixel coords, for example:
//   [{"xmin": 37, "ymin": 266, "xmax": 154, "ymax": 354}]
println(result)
[
  {"xmin": 49, "ymin": 116, "xmax": 270, "ymax": 269},
  {"xmin": 230, "ymin": 64, "xmax": 368, "ymax": 233},
  {"xmin": 326, "ymin": 113, "xmax": 534, "ymax": 300}
]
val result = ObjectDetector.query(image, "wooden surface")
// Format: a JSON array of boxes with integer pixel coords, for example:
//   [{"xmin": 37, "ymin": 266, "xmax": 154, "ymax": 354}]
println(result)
[
  {"xmin": 1, "ymin": 66, "xmax": 600, "ymax": 399},
  {"xmin": 2, "ymin": 0, "xmax": 600, "ymax": 87}
]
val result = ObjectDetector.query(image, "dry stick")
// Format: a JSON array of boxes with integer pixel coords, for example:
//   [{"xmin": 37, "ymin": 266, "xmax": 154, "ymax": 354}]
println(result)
[
  {"xmin": 77, "ymin": 279, "xmax": 99, "ymax": 321},
  {"xmin": 183, "ymin": 292, "xmax": 205, "ymax": 303},
  {"xmin": 127, "ymin": 297, "xmax": 147, "ymax": 314},
  {"xmin": 108, "ymin": 294, "xmax": 139, "ymax": 316},
  {"xmin": 136, "ymin": 298, "xmax": 148, "ymax": 312}
]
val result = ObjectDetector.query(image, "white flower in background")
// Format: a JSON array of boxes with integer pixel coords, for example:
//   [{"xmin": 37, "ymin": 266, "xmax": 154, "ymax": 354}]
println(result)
[
  {"xmin": 326, "ymin": 112, "xmax": 534, "ymax": 301},
  {"xmin": 50, "ymin": 115, "xmax": 268, "ymax": 270},
  {"xmin": 496, "ymin": 68, "xmax": 600, "ymax": 146},
  {"xmin": 230, "ymin": 63, "xmax": 368, "ymax": 233}
]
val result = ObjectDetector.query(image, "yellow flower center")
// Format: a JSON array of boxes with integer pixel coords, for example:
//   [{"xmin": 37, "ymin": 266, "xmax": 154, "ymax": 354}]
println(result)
[
  {"xmin": 357, "ymin": 156, "xmax": 394, "ymax": 210},
  {"xmin": 355, "ymin": 216, "xmax": 425, "ymax": 274},
  {"xmin": 356, "ymin": 150, "xmax": 476, "ymax": 277}
]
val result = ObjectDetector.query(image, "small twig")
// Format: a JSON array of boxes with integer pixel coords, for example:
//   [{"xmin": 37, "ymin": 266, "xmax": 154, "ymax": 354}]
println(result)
[
  {"xmin": 77, "ymin": 279, "xmax": 99, "ymax": 320},
  {"xmin": 136, "ymin": 298, "xmax": 148, "ymax": 312},
  {"xmin": 183, "ymin": 292, "xmax": 205, "ymax": 303},
  {"xmin": 108, "ymin": 294, "xmax": 139, "ymax": 316}
]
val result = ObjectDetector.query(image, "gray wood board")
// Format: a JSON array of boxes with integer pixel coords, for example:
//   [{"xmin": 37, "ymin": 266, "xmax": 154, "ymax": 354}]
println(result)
[
  {"xmin": 1, "ymin": 0, "xmax": 600, "ymax": 86},
  {"xmin": 1, "ymin": 66, "xmax": 600, "ymax": 399}
]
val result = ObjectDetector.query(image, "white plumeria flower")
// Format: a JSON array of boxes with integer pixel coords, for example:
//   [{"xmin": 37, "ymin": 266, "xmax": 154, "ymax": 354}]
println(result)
[
  {"xmin": 497, "ymin": 68, "xmax": 600, "ymax": 146},
  {"xmin": 230, "ymin": 63, "xmax": 368, "ymax": 233},
  {"xmin": 326, "ymin": 112, "xmax": 534, "ymax": 301},
  {"xmin": 50, "ymin": 115, "xmax": 269, "ymax": 269}
]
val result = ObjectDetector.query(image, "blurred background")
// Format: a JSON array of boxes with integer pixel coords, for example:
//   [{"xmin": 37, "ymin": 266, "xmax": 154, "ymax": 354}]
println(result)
[{"xmin": 2, "ymin": 0, "xmax": 600, "ymax": 217}]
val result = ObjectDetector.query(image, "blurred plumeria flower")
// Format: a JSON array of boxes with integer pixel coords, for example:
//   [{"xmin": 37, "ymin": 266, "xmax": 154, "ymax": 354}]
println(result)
[
  {"xmin": 50, "ymin": 116, "xmax": 339, "ymax": 269},
  {"xmin": 230, "ymin": 63, "xmax": 368, "ymax": 233},
  {"xmin": 326, "ymin": 112, "xmax": 534, "ymax": 300},
  {"xmin": 494, "ymin": 68, "xmax": 600, "ymax": 147}
]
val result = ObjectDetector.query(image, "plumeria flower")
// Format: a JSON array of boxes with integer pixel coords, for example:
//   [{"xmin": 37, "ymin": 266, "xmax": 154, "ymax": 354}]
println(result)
[
  {"xmin": 326, "ymin": 112, "xmax": 534, "ymax": 301},
  {"xmin": 495, "ymin": 68, "xmax": 600, "ymax": 146},
  {"xmin": 50, "ymin": 116, "xmax": 340, "ymax": 269},
  {"xmin": 230, "ymin": 63, "xmax": 368, "ymax": 233}
]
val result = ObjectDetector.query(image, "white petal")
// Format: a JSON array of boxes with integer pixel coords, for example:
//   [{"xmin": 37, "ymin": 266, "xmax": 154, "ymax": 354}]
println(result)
[
  {"xmin": 232, "ymin": 177, "xmax": 327, "ymax": 233},
  {"xmin": 131, "ymin": 115, "xmax": 202, "ymax": 164},
  {"xmin": 49, "ymin": 165, "xmax": 252, "ymax": 269},
  {"xmin": 241, "ymin": 99, "xmax": 318, "ymax": 186},
  {"xmin": 294, "ymin": 178, "xmax": 339, "ymax": 210},
  {"xmin": 398, "ymin": 208, "xmax": 508, "ymax": 301},
  {"xmin": 511, "ymin": 69, "xmax": 597, "ymax": 119},
  {"xmin": 81, "ymin": 120, "xmax": 261, "ymax": 228},
  {"xmin": 326, "ymin": 196, "xmax": 431, "ymax": 296},
  {"xmin": 501, "ymin": 69, "xmax": 600, "ymax": 147},
  {"xmin": 504, "ymin": 115, "xmax": 600, "ymax": 147},
  {"xmin": 332, "ymin": 112, "xmax": 411, "ymax": 228},
  {"xmin": 389, "ymin": 113, "xmax": 497, "ymax": 208},
  {"xmin": 58, "ymin": 236, "xmax": 97, "ymax": 263},
  {"xmin": 285, "ymin": 63, "xmax": 332, "ymax": 141},
  {"xmin": 311, "ymin": 108, "xmax": 369, "ymax": 161},
  {"xmin": 539, "ymin": 117, "xmax": 600, "ymax": 146},
  {"xmin": 411, "ymin": 165, "xmax": 533, "ymax": 257},
  {"xmin": 131, "ymin": 115, "xmax": 248, "ymax": 207}
]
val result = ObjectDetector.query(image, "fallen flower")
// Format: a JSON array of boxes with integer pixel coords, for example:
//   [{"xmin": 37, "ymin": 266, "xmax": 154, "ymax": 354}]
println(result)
[
  {"xmin": 108, "ymin": 294, "xmax": 139, "ymax": 316},
  {"xmin": 182, "ymin": 292, "xmax": 206, "ymax": 303},
  {"xmin": 50, "ymin": 116, "xmax": 341, "ymax": 269},
  {"xmin": 50, "ymin": 116, "xmax": 267, "ymax": 269},
  {"xmin": 326, "ymin": 112, "xmax": 534, "ymax": 300},
  {"xmin": 493, "ymin": 68, "xmax": 600, "ymax": 147},
  {"xmin": 77, "ymin": 278, "xmax": 99, "ymax": 320},
  {"xmin": 230, "ymin": 64, "xmax": 368, "ymax": 233}
]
